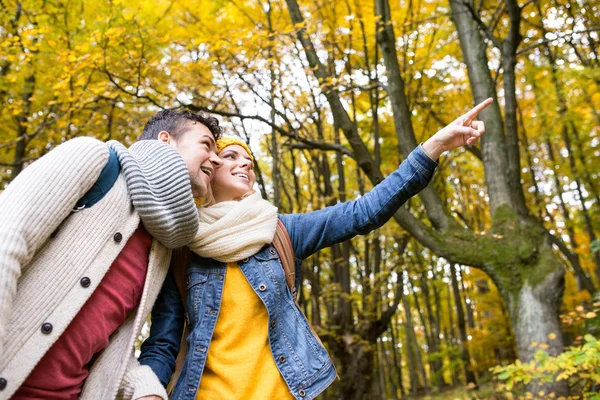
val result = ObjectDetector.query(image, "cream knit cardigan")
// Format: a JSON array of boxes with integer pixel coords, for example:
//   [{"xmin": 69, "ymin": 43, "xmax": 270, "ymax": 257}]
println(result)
[{"xmin": 0, "ymin": 137, "xmax": 172, "ymax": 400}]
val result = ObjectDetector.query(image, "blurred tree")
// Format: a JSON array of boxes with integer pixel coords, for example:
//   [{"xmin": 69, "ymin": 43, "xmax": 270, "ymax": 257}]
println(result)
[{"xmin": 2, "ymin": 0, "xmax": 598, "ymax": 397}]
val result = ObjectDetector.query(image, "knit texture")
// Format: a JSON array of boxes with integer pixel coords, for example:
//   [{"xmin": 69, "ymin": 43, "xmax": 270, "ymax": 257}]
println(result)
[
  {"xmin": 0, "ymin": 137, "xmax": 188, "ymax": 399},
  {"xmin": 189, "ymin": 191, "xmax": 278, "ymax": 262},
  {"xmin": 108, "ymin": 140, "xmax": 199, "ymax": 249},
  {"xmin": 216, "ymin": 136, "xmax": 254, "ymax": 163}
]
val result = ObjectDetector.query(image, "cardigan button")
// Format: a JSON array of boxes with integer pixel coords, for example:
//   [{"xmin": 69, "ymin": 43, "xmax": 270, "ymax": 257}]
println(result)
[
  {"xmin": 41, "ymin": 322, "xmax": 53, "ymax": 334},
  {"xmin": 269, "ymin": 248, "xmax": 276, "ymax": 255},
  {"xmin": 242, "ymin": 258, "xmax": 249, "ymax": 263},
  {"xmin": 259, "ymin": 284, "xmax": 267, "ymax": 292},
  {"xmin": 299, "ymin": 389, "xmax": 306, "ymax": 397},
  {"xmin": 271, "ymin": 319, "xmax": 276, "ymax": 328},
  {"xmin": 279, "ymin": 355, "xmax": 286, "ymax": 363},
  {"xmin": 0, "ymin": 378, "xmax": 6, "ymax": 390},
  {"xmin": 80, "ymin": 277, "xmax": 91, "ymax": 288},
  {"xmin": 113, "ymin": 232, "xmax": 123, "ymax": 243}
]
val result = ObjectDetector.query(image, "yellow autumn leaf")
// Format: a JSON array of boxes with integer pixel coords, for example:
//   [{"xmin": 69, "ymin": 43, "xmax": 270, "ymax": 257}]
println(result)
[{"xmin": 122, "ymin": 9, "xmax": 136, "ymax": 21}]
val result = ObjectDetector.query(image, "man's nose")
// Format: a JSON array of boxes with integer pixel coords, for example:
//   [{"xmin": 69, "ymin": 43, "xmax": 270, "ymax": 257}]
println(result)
[{"xmin": 210, "ymin": 152, "xmax": 223, "ymax": 167}]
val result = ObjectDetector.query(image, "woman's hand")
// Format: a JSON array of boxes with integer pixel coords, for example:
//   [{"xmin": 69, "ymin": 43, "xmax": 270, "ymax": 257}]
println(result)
[{"xmin": 422, "ymin": 97, "xmax": 493, "ymax": 160}]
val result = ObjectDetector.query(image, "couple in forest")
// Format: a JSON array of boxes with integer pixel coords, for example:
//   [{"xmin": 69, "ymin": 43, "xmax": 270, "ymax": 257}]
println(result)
[{"xmin": 0, "ymin": 98, "xmax": 492, "ymax": 400}]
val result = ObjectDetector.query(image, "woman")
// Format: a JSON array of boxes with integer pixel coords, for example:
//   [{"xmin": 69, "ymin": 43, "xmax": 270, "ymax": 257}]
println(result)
[{"xmin": 138, "ymin": 99, "xmax": 492, "ymax": 400}]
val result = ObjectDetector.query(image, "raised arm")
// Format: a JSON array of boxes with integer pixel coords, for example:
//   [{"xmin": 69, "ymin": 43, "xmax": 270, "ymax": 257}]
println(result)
[
  {"xmin": 281, "ymin": 98, "xmax": 492, "ymax": 260},
  {"xmin": 280, "ymin": 144, "xmax": 437, "ymax": 260}
]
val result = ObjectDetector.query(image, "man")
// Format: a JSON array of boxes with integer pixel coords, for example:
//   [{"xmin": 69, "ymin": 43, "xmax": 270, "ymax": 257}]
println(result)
[{"xmin": 0, "ymin": 109, "xmax": 222, "ymax": 400}]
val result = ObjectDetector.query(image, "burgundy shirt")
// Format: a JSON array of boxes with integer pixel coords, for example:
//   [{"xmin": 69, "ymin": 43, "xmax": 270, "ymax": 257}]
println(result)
[{"xmin": 13, "ymin": 224, "xmax": 152, "ymax": 399}]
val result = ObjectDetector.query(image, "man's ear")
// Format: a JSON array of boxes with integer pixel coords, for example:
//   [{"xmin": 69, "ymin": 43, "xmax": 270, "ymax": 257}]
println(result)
[{"xmin": 157, "ymin": 131, "xmax": 172, "ymax": 144}]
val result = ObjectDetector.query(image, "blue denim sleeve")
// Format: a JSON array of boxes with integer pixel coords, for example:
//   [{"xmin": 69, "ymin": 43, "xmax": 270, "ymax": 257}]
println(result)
[
  {"xmin": 279, "ymin": 145, "xmax": 437, "ymax": 260},
  {"xmin": 138, "ymin": 268, "xmax": 185, "ymax": 388}
]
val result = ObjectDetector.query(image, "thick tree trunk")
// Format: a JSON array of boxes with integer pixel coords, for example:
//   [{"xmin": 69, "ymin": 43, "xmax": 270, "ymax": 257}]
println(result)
[
  {"xmin": 495, "ymin": 236, "xmax": 568, "ymax": 396},
  {"xmin": 329, "ymin": 336, "xmax": 383, "ymax": 400}
]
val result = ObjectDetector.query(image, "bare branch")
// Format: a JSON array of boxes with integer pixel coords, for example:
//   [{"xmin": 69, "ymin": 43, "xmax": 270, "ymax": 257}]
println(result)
[
  {"xmin": 461, "ymin": 0, "xmax": 503, "ymax": 49},
  {"xmin": 289, "ymin": 142, "xmax": 354, "ymax": 157}
]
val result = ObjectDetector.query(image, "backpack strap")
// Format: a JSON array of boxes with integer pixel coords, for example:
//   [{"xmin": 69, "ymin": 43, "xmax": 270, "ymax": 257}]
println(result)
[
  {"xmin": 74, "ymin": 146, "xmax": 121, "ymax": 212},
  {"xmin": 171, "ymin": 247, "xmax": 191, "ymax": 320},
  {"xmin": 273, "ymin": 219, "xmax": 297, "ymax": 301},
  {"xmin": 167, "ymin": 246, "xmax": 191, "ymax": 394}
]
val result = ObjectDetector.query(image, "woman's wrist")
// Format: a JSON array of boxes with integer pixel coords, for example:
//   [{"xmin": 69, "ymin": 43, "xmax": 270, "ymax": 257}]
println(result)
[{"xmin": 422, "ymin": 138, "xmax": 445, "ymax": 160}]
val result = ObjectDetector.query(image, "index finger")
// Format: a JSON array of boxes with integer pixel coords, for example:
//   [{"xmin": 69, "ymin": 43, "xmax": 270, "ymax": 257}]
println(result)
[{"xmin": 464, "ymin": 97, "xmax": 494, "ymax": 123}]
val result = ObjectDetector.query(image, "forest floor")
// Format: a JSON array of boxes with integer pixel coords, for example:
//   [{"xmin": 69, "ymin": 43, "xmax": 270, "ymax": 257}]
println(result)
[{"xmin": 416, "ymin": 382, "xmax": 500, "ymax": 400}]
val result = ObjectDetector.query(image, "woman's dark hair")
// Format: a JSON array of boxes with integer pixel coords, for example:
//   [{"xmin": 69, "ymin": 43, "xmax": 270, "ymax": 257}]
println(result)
[{"xmin": 138, "ymin": 109, "xmax": 223, "ymax": 141}]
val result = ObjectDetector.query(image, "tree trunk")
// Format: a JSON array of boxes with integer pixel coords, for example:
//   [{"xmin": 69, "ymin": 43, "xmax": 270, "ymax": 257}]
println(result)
[
  {"xmin": 377, "ymin": 339, "xmax": 390, "ymax": 400},
  {"xmin": 389, "ymin": 320, "xmax": 405, "ymax": 397},
  {"xmin": 495, "ymin": 237, "xmax": 568, "ymax": 396},
  {"xmin": 402, "ymin": 292, "xmax": 420, "ymax": 396},
  {"xmin": 401, "ymin": 271, "xmax": 428, "ymax": 394},
  {"xmin": 459, "ymin": 269, "xmax": 476, "ymax": 330},
  {"xmin": 282, "ymin": 0, "xmax": 571, "ymax": 395},
  {"xmin": 448, "ymin": 0, "xmax": 513, "ymax": 215},
  {"xmin": 450, "ymin": 264, "xmax": 477, "ymax": 386},
  {"xmin": 332, "ymin": 338, "xmax": 376, "ymax": 400}
]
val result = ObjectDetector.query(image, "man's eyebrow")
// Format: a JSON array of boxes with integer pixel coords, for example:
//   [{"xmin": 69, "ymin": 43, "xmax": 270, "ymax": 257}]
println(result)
[{"xmin": 202, "ymin": 134, "xmax": 216, "ymax": 146}]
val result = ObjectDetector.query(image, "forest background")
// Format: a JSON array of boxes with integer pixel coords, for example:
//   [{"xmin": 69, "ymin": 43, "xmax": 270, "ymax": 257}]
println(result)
[{"xmin": 1, "ymin": 0, "xmax": 599, "ymax": 398}]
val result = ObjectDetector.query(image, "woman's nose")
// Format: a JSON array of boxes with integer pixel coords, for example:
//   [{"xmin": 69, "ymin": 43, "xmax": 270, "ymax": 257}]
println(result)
[{"xmin": 239, "ymin": 159, "xmax": 251, "ymax": 169}]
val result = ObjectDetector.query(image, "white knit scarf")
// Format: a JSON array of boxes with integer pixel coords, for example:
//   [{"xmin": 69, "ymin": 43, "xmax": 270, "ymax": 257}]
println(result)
[{"xmin": 188, "ymin": 191, "xmax": 278, "ymax": 262}]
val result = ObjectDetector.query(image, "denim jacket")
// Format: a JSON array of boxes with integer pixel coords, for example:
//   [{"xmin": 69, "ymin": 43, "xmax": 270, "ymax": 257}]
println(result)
[{"xmin": 138, "ymin": 145, "xmax": 437, "ymax": 400}]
